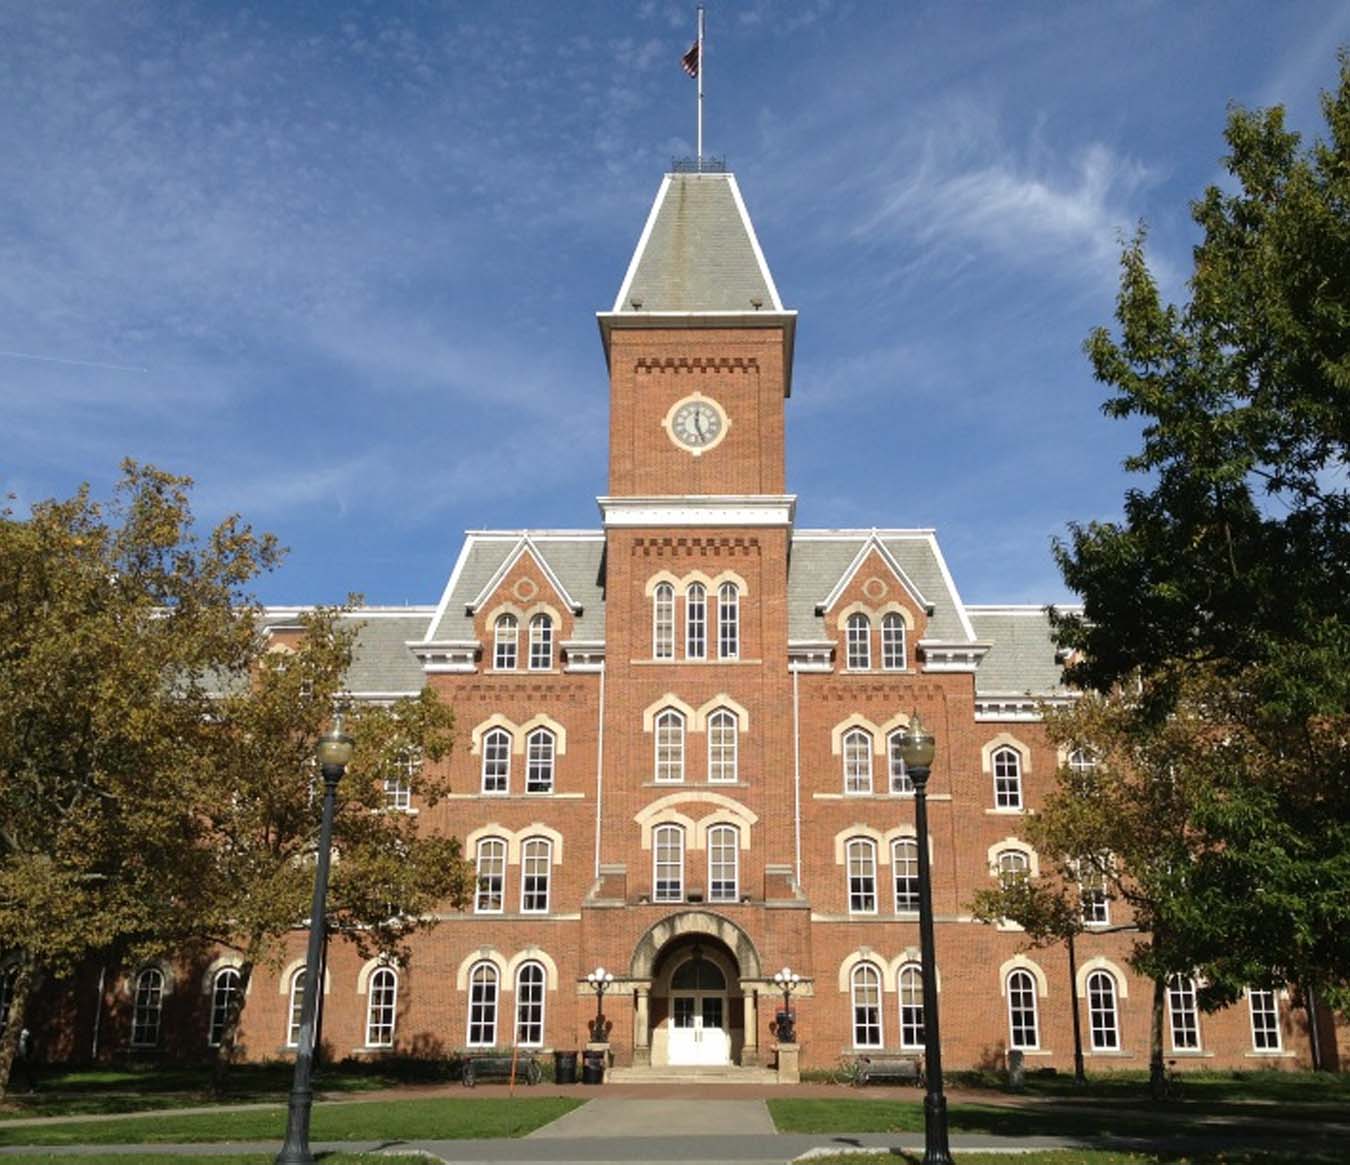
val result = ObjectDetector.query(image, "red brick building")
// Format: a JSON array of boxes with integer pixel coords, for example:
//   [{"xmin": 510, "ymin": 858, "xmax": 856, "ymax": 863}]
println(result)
[{"xmin": 55, "ymin": 168, "xmax": 1344, "ymax": 1075}]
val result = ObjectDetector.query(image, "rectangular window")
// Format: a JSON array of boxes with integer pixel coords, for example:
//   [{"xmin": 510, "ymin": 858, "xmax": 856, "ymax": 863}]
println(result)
[
  {"xmin": 686, "ymin": 585, "xmax": 706, "ymax": 659},
  {"xmin": 475, "ymin": 839, "xmax": 506, "ymax": 913},
  {"xmin": 847, "ymin": 840, "xmax": 877, "ymax": 913},
  {"xmin": 1168, "ymin": 976, "xmax": 1201, "ymax": 1050},
  {"xmin": 1248, "ymin": 989, "xmax": 1281, "ymax": 1051},
  {"xmin": 521, "ymin": 840, "xmax": 551, "ymax": 913},
  {"xmin": 653, "ymin": 827, "xmax": 684, "ymax": 902},
  {"xmin": 707, "ymin": 826, "xmax": 739, "ymax": 901}
]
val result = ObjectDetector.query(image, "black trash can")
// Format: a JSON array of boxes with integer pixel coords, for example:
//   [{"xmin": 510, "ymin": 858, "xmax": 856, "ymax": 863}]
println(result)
[
  {"xmin": 554, "ymin": 1050, "xmax": 579, "ymax": 1084},
  {"xmin": 581, "ymin": 1049, "xmax": 605, "ymax": 1085}
]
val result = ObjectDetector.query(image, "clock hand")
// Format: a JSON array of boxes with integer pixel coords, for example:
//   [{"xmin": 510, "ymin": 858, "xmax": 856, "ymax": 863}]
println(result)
[{"xmin": 694, "ymin": 410, "xmax": 707, "ymax": 440}]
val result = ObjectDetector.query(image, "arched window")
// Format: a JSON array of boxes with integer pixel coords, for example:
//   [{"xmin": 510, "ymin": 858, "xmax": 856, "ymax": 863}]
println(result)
[
  {"xmin": 1167, "ymin": 975, "xmax": 1200, "ymax": 1050},
  {"xmin": 207, "ymin": 967, "xmax": 241, "ymax": 1048},
  {"xmin": 707, "ymin": 708, "xmax": 738, "ymax": 783},
  {"xmin": 481, "ymin": 727, "xmax": 511, "ymax": 794},
  {"xmin": 467, "ymin": 962, "xmax": 498, "ymax": 1047},
  {"xmin": 1077, "ymin": 857, "xmax": 1110, "ymax": 925},
  {"xmin": 881, "ymin": 612, "xmax": 906, "ymax": 670},
  {"xmin": 493, "ymin": 614, "xmax": 519, "ymax": 670},
  {"xmin": 717, "ymin": 582, "xmax": 739, "ymax": 660},
  {"xmin": 993, "ymin": 747, "xmax": 1023, "ymax": 809},
  {"xmin": 653, "ymin": 824, "xmax": 684, "ymax": 902},
  {"xmin": 131, "ymin": 967, "xmax": 164, "ymax": 1048},
  {"xmin": 653, "ymin": 582, "xmax": 675, "ymax": 659},
  {"xmin": 846, "ymin": 612, "xmax": 871, "ymax": 670},
  {"xmin": 515, "ymin": 961, "xmax": 546, "ymax": 1047},
  {"xmin": 520, "ymin": 837, "xmax": 552, "ymax": 913},
  {"xmin": 285, "ymin": 966, "xmax": 306, "ymax": 1048},
  {"xmin": 1068, "ymin": 748, "xmax": 1097, "ymax": 774},
  {"xmin": 1248, "ymin": 988, "xmax": 1281, "ymax": 1051},
  {"xmin": 887, "ymin": 730, "xmax": 913, "ymax": 793},
  {"xmin": 475, "ymin": 837, "xmax": 507, "ymax": 914},
  {"xmin": 850, "ymin": 963, "xmax": 883, "ymax": 1048},
  {"xmin": 672, "ymin": 958, "xmax": 726, "ymax": 991},
  {"xmin": 525, "ymin": 728, "xmax": 555, "ymax": 794},
  {"xmin": 843, "ymin": 728, "xmax": 873, "ymax": 795},
  {"xmin": 898, "ymin": 963, "xmax": 924, "ymax": 1049},
  {"xmin": 0, "ymin": 965, "xmax": 16, "ymax": 1033},
  {"xmin": 528, "ymin": 614, "xmax": 553, "ymax": 670},
  {"xmin": 892, "ymin": 838, "xmax": 920, "ymax": 912},
  {"xmin": 685, "ymin": 583, "xmax": 707, "ymax": 659},
  {"xmin": 1007, "ymin": 969, "xmax": 1039, "ymax": 1050},
  {"xmin": 707, "ymin": 824, "xmax": 739, "ymax": 902},
  {"xmin": 1087, "ymin": 970, "xmax": 1120, "ymax": 1050},
  {"xmin": 654, "ymin": 709, "xmax": 685, "ymax": 783},
  {"xmin": 384, "ymin": 749, "xmax": 416, "ymax": 811},
  {"xmin": 996, "ymin": 849, "xmax": 1031, "ymax": 885},
  {"xmin": 366, "ymin": 967, "xmax": 398, "ymax": 1048},
  {"xmin": 846, "ymin": 838, "xmax": 878, "ymax": 914}
]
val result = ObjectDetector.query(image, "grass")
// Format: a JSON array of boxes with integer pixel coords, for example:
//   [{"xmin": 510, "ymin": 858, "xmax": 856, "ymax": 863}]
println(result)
[
  {"xmin": 0, "ymin": 1095, "xmax": 583, "ymax": 1146},
  {"xmin": 947, "ymin": 1066, "xmax": 1350, "ymax": 1104},
  {"xmin": 800, "ymin": 1154, "xmax": 1350, "ymax": 1165}
]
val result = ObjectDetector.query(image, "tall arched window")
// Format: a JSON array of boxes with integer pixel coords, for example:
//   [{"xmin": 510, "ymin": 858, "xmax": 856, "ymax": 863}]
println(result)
[
  {"xmin": 992, "ymin": 747, "xmax": 1023, "ymax": 809},
  {"xmin": 707, "ymin": 708, "xmax": 738, "ymax": 783},
  {"xmin": 493, "ymin": 614, "xmax": 519, "ymax": 670},
  {"xmin": 996, "ymin": 849, "xmax": 1031, "ymax": 885},
  {"xmin": 131, "ymin": 967, "xmax": 164, "ymax": 1048},
  {"xmin": 851, "ymin": 963, "xmax": 883, "ymax": 1048},
  {"xmin": 366, "ymin": 967, "xmax": 398, "ymax": 1048},
  {"xmin": 707, "ymin": 824, "xmax": 739, "ymax": 901},
  {"xmin": 467, "ymin": 962, "xmax": 498, "ymax": 1047},
  {"xmin": 843, "ymin": 728, "xmax": 873, "ymax": 794},
  {"xmin": 384, "ymin": 749, "xmax": 416, "ymax": 811},
  {"xmin": 286, "ymin": 966, "xmax": 306, "ymax": 1048},
  {"xmin": 1167, "ymin": 975, "xmax": 1200, "ymax": 1050},
  {"xmin": 685, "ymin": 583, "xmax": 707, "ymax": 659},
  {"xmin": 887, "ymin": 730, "xmax": 913, "ymax": 793},
  {"xmin": 846, "ymin": 838, "xmax": 878, "ymax": 914},
  {"xmin": 481, "ymin": 727, "xmax": 511, "ymax": 794},
  {"xmin": 1007, "ymin": 969, "xmax": 1039, "ymax": 1050},
  {"xmin": 892, "ymin": 838, "xmax": 920, "ymax": 912},
  {"xmin": 520, "ymin": 837, "xmax": 552, "ymax": 913},
  {"xmin": 525, "ymin": 728, "xmax": 555, "ymax": 794},
  {"xmin": 898, "ymin": 963, "xmax": 924, "ymax": 1048},
  {"xmin": 1068, "ymin": 748, "xmax": 1097, "ymax": 774},
  {"xmin": 653, "ymin": 582, "xmax": 675, "ymax": 659},
  {"xmin": 846, "ymin": 612, "xmax": 871, "ymax": 670},
  {"xmin": 717, "ymin": 582, "xmax": 739, "ymax": 660},
  {"xmin": 1087, "ymin": 970, "xmax": 1120, "ymax": 1050},
  {"xmin": 475, "ymin": 837, "xmax": 507, "ymax": 914},
  {"xmin": 654, "ymin": 709, "xmax": 685, "ymax": 783},
  {"xmin": 515, "ymin": 961, "xmax": 546, "ymax": 1047},
  {"xmin": 653, "ymin": 824, "xmax": 684, "ymax": 902},
  {"xmin": 528, "ymin": 613, "xmax": 553, "ymax": 670},
  {"xmin": 881, "ymin": 612, "xmax": 907, "ymax": 670},
  {"xmin": 208, "ymin": 967, "xmax": 241, "ymax": 1047}
]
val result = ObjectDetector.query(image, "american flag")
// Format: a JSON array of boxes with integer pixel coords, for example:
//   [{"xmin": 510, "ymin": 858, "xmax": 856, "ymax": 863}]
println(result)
[{"xmin": 681, "ymin": 40, "xmax": 699, "ymax": 78}]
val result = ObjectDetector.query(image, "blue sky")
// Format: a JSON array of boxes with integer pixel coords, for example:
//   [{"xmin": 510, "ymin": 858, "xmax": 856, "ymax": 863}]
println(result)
[{"xmin": 3, "ymin": 1, "xmax": 1347, "ymax": 607}]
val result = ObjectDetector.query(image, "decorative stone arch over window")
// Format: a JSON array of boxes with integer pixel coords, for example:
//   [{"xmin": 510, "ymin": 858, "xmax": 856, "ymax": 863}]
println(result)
[
  {"xmin": 830, "ymin": 713, "xmax": 885, "ymax": 756},
  {"xmin": 484, "ymin": 600, "xmax": 526, "ymax": 626},
  {"xmin": 988, "ymin": 837, "xmax": 1041, "ymax": 878},
  {"xmin": 642, "ymin": 693, "xmax": 698, "ymax": 733},
  {"xmin": 886, "ymin": 949, "xmax": 942, "ymax": 991},
  {"xmin": 356, "ymin": 956, "xmax": 400, "ymax": 996},
  {"xmin": 838, "ymin": 948, "xmax": 892, "ymax": 993},
  {"xmin": 635, "ymin": 792, "xmax": 755, "ymax": 850},
  {"xmin": 877, "ymin": 711, "xmax": 913, "ymax": 740},
  {"xmin": 470, "ymin": 714, "xmax": 519, "ymax": 756},
  {"xmin": 628, "ymin": 909, "xmax": 763, "ymax": 980},
  {"xmin": 643, "ymin": 570, "xmax": 684, "ymax": 597},
  {"xmin": 1000, "ymin": 954, "xmax": 1049, "ymax": 998},
  {"xmin": 464, "ymin": 823, "xmax": 564, "ymax": 866},
  {"xmin": 127, "ymin": 959, "xmax": 176, "ymax": 998},
  {"xmin": 456, "ymin": 948, "xmax": 508, "ymax": 991},
  {"xmin": 198, "ymin": 955, "xmax": 248, "ymax": 996},
  {"xmin": 834, "ymin": 600, "xmax": 876, "ymax": 632},
  {"xmin": 709, "ymin": 569, "xmax": 749, "ymax": 597},
  {"xmin": 833, "ymin": 825, "xmax": 887, "ymax": 865},
  {"xmin": 875, "ymin": 601, "xmax": 915, "ymax": 629},
  {"xmin": 881, "ymin": 824, "xmax": 933, "ymax": 862},
  {"xmin": 1075, "ymin": 955, "xmax": 1130, "ymax": 999},
  {"xmin": 518, "ymin": 713, "xmax": 568, "ymax": 756},
  {"xmin": 505, "ymin": 947, "xmax": 560, "ymax": 992},
  {"xmin": 981, "ymin": 732, "xmax": 1033, "ymax": 777},
  {"xmin": 693, "ymin": 693, "xmax": 750, "ymax": 734},
  {"xmin": 693, "ymin": 804, "xmax": 757, "ymax": 852},
  {"xmin": 277, "ymin": 958, "xmax": 331, "ymax": 995}
]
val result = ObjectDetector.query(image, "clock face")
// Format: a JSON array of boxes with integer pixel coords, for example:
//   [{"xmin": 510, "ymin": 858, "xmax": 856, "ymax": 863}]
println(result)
[{"xmin": 667, "ymin": 395, "xmax": 729, "ymax": 454}]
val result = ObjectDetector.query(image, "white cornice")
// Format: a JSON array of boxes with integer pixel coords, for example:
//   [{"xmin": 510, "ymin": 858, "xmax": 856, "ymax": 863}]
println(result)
[
  {"xmin": 408, "ymin": 639, "xmax": 479, "ymax": 674},
  {"xmin": 917, "ymin": 639, "xmax": 990, "ymax": 673},
  {"xmin": 975, "ymin": 693, "xmax": 1078, "ymax": 722},
  {"xmin": 598, "ymin": 495, "xmax": 797, "ymax": 529}
]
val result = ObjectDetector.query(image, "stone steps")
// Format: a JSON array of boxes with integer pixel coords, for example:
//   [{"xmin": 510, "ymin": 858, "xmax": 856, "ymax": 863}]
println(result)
[{"xmin": 608, "ymin": 1065, "xmax": 780, "ymax": 1085}]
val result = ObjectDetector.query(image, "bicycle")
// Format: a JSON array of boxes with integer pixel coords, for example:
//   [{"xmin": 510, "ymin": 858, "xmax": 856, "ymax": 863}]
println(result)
[
  {"xmin": 832, "ymin": 1055, "xmax": 863, "ymax": 1087},
  {"xmin": 1163, "ymin": 1060, "xmax": 1185, "ymax": 1101}
]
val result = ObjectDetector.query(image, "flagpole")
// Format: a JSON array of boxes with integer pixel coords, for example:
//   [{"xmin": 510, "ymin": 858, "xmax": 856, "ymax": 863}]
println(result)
[{"xmin": 696, "ymin": 5, "xmax": 704, "ymax": 166}]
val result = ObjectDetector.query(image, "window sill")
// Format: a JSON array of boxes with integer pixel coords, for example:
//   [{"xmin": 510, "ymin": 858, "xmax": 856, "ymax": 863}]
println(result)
[
  {"xmin": 632, "ymin": 658, "xmax": 763, "ymax": 666},
  {"xmin": 1086, "ymin": 1050, "xmax": 1135, "ymax": 1058},
  {"xmin": 985, "ymin": 807, "xmax": 1026, "ymax": 816},
  {"xmin": 815, "ymin": 792, "xmax": 949, "ymax": 801},
  {"xmin": 446, "ymin": 792, "xmax": 585, "ymax": 800},
  {"xmin": 1243, "ymin": 1050, "xmax": 1295, "ymax": 1059},
  {"xmin": 1167, "ymin": 1049, "xmax": 1214, "ymax": 1058},
  {"xmin": 642, "ymin": 780, "xmax": 750, "ymax": 788}
]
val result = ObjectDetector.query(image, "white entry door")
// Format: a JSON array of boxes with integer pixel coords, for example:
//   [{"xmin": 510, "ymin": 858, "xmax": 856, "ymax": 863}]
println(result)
[{"xmin": 668, "ymin": 993, "xmax": 730, "ymax": 1066}]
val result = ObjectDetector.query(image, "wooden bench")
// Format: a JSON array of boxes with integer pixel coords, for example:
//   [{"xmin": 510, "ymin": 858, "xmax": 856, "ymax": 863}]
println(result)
[
  {"xmin": 855, "ymin": 1054, "xmax": 922, "ymax": 1086},
  {"xmin": 461, "ymin": 1053, "xmax": 543, "ymax": 1087}
]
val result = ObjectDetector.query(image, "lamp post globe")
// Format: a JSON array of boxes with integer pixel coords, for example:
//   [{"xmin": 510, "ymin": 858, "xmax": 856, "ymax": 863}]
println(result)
[
  {"xmin": 773, "ymin": 967, "xmax": 800, "ymax": 1043},
  {"xmin": 586, "ymin": 967, "xmax": 613, "ymax": 1041}
]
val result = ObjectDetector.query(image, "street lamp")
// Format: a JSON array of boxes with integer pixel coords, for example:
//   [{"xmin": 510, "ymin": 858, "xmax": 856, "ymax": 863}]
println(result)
[
  {"xmin": 276, "ymin": 715, "xmax": 354, "ymax": 1165},
  {"xmin": 772, "ymin": 966, "xmax": 801, "ymax": 1043},
  {"xmin": 897, "ymin": 712, "xmax": 952, "ymax": 1165},
  {"xmin": 585, "ymin": 966, "xmax": 614, "ymax": 1042}
]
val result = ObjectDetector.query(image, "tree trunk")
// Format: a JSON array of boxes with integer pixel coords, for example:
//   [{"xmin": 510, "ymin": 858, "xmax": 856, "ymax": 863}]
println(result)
[
  {"xmin": 1148, "ymin": 975, "xmax": 1166, "ymax": 1101},
  {"xmin": 0, "ymin": 957, "xmax": 38, "ymax": 1100},
  {"xmin": 210, "ymin": 958, "xmax": 255, "ymax": 1098}
]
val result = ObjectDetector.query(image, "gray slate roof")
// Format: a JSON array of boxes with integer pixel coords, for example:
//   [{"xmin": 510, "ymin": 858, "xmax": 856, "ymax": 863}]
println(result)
[
  {"xmin": 256, "ymin": 610, "xmax": 432, "ymax": 696},
  {"xmin": 615, "ymin": 173, "xmax": 781, "ymax": 313},
  {"xmin": 967, "ymin": 607, "xmax": 1071, "ymax": 696}
]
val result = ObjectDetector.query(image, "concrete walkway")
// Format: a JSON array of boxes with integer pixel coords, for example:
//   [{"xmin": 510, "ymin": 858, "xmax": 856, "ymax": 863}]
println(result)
[{"xmin": 527, "ymin": 1097, "xmax": 777, "ymax": 1139}]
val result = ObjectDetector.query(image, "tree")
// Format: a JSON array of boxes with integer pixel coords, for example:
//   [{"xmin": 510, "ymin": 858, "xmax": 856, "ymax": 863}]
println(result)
[
  {"xmin": 0, "ymin": 463, "xmax": 279, "ymax": 1096},
  {"xmin": 1050, "ymin": 55, "xmax": 1350, "ymax": 1012},
  {"xmin": 196, "ymin": 606, "xmax": 473, "ymax": 1086}
]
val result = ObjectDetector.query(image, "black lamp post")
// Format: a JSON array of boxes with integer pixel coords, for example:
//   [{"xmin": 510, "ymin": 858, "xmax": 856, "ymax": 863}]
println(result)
[
  {"xmin": 897, "ymin": 712, "xmax": 952, "ymax": 1165},
  {"xmin": 773, "ymin": 966, "xmax": 800, "ymax": 1043},
  {"xmin": 585, "ymin": 967, "xmax": 613, "ymax": 1042},
  {"xmin": 276, "ymin": 716, "xmax": 353, "ymax": 1165}
]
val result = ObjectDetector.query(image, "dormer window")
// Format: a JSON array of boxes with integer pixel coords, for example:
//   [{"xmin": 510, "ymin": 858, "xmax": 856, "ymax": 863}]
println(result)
[
  {"xmin": 881, "ymin": 613, "xmax": 906, "ymax": 670},
  {"xmin": 846, "ymin": 613, "xmax": 871, "ymax": 670},
  {"xmin": 493, "ymin": 614, "xmax": 518, "ymax": 670},
  {"xmin": 528, "ymin": 614, "xmax": 553, "ymax": 670}
]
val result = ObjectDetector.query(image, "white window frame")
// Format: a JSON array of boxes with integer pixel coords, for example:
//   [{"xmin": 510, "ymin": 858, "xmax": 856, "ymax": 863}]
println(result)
[
  {"xmin": 717, "ymin": 582, "xmax": 739, "ymax": 660},
  {"xmin": 525, "ymin": 728, "xmax": 555, "ymax": 794},
  {"xmin": 520, "ymin": 837, "xmax": 551, "ymax": 914},
  {"xmin": 515, "ymin": 961, "xmax": 546, "ymax": 1047},
  {"xmin": 1247, "ymin": 988, "xmax": 1282, "ymax": 1052},
  {"xmin": 131, "ymin": 967, "xmax": 164, "ymax": 1048},
  {"xmin": 653, "ymin": 582, "xmax": 675, "ymax": 659},
  {"xmin": 843, "ymin": 728, "xmax": 873, "ymax": 795},
  {"xmin": 528, "ymin": 614, "xmax": 553, "ymax": 671},
  {"xmin": 881, "ymin": 612, "xmax": 907, "ymax": 671},
  {"xmin": 493, "ymin": 614, "xmax": 518, "ymax": 671},
  {"xmin": 654, "ymin": 709, "xmax": 685, "ymax": 783},
  {"xmin": 685, "ymin": 583, "xmax": 707, "ymax": 660},
  {"xmin": 481, "ymin": 727, "xmax": 511, "ymax": 795},
  {"xmin": 707, "ymin": 824, "xmax": 739, "ymax": 902},
  {"xmin": 1167, "ymin": 975, "xmax": 1201, "ymax": 1051},
  {"xmin": 653, "ymin": 824, "xmax": 685, "ymax": 902},
  {"xmin": 1087, "ymin": 970, "xmax": 1120, "ymax": 1050},
  {"xmin": 892, "ymin": 838, "xmax": 920, "ymax": 912},
  {"xmin": 466, "ymin": 962, "xmax": 498, "ymax": 1047},
  {"xmin": 384, "ymin": 750, "xmax": 415, "ymax": 811},
  {"xmin": 365, "ymin": 966, "xmax": 398, "ymax": 1048},
  {"xmin": 707, "ymin": 708, "xmax": 738, "ymax": 783},
  {"xmin": 286, "ymin": 967, "xmax": 306, "ymax": 1048},
  {"xmin": 851, "ymin": 963, "xmax": 884, "ymax": 1049},
  {"xmin": 993, "ymin": 747, "xmax": 1023, "ymax": 809},
  {"xmin": 898, "ymin": 963, "xmax": 924, "ymax": 1049},
  {"xmin": 474, "ymin": 837, "xmax": 507, "ymax": 914},
  {"xmin": 1007, "ymin": 969, "xmax": 1039, "ymax": 1050},
  {"xmin": 846, "ymin": 612, "xmax": 871, "ymax": 670},
  {"xmin": 846, "ymin": 837, "xmax": 878, "ymax": 914},
  {"xmin": 887, "ymin": 730, "xmax": 913, "ymax": 793},
  {"xmin": 207, "ymin": 967, "xmax": 241, "ymax": 1048},
  {"xmin": 996, "ymin": 849, "xmax": 1031, "ymax": 884}
]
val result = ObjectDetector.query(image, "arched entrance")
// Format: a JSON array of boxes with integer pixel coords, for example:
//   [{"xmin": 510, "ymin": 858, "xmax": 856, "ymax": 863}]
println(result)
[{"xmin": 663, "ymin": 940, "xmax": 733, "ymax": 1066}]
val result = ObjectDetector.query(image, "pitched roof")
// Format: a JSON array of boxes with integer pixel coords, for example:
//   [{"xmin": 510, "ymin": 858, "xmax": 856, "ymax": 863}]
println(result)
[
  {"xmin": 257, "ymin": 609, "xmax": 433, "ymax": 696},
  {"xmin": 966, "ymin": 606, "xmax": 1075, "ymax": 696}
]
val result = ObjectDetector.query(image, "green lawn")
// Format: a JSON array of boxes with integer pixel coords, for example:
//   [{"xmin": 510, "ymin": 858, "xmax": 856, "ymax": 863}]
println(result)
[
  {"xmin": 948, "ymin": 1066, "xmax": 1350, "ymax": 1104},
  {"xmin": 802, "ymin": 1154, "xmax": 1350, "ymax": 1165},
  {"xmin": 0, "ymin": 1096, "xmax": 583, "ymax": 1146}
]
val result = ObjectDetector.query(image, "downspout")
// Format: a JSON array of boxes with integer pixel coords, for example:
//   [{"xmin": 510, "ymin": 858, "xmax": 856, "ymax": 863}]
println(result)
[
  {"xmin": 594, "ymin": 661, "xmax": 606, "ymax": 880},
  {"xmin": 90, "ymin": 963, "xmax": 106, "ymax": 1060},
  {"xmin": 792, "ymin": 664, "xmax": 802, "ymax": 887}
]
